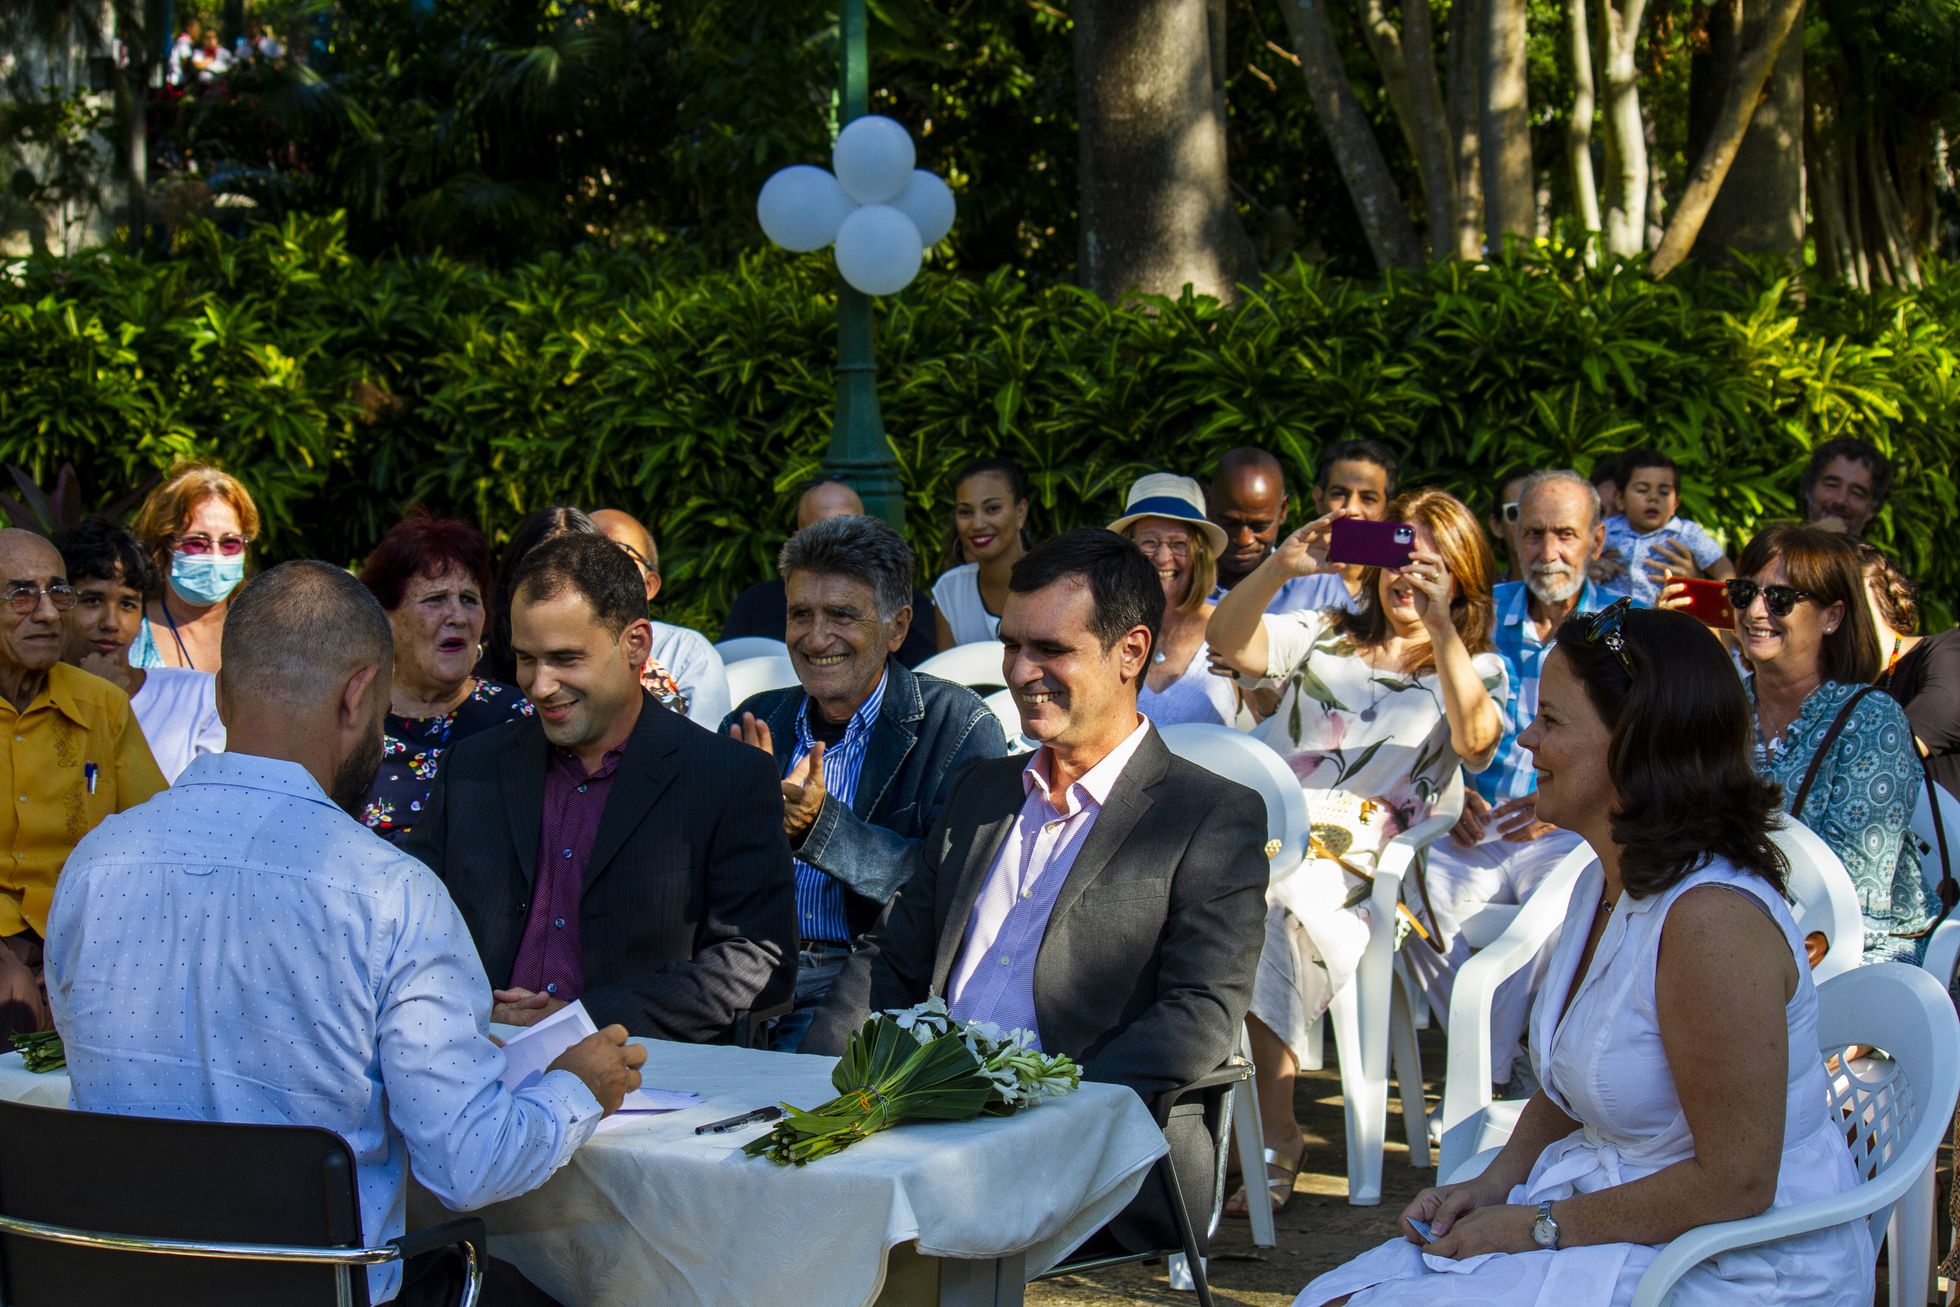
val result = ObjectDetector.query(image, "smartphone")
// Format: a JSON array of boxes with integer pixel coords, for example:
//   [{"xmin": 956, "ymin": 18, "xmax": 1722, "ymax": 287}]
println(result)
[
  {"xmin": 1407, "ymin": 1217, "xmax": 1436, "ymax": 1244},
  {"xmin": 1672, "ymin": 577, "xmax": 1734, "ymax": 630},
  {"xmin": 1328, "ymin": 518, "xmax": 1416, "ymax": 569}
]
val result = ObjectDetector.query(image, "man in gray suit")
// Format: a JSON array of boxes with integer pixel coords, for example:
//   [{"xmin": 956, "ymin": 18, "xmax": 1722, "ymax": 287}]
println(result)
[{"xmin": 805, "ymin": 528, "xmax": 1268, "ymax": 1255}]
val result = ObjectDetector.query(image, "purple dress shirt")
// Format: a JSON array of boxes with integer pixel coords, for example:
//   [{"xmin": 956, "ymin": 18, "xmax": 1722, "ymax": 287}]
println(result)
[
  {"xmin": 508, "ymin": 744, "xmax": 625, "ymax": 999},
  {"xmin": 945, "ymin": 716, "xmax": 1154, "ymax": 1046}
]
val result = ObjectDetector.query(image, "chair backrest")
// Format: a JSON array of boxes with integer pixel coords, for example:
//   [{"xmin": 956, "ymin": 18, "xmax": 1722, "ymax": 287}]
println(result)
[
  {"xmin": 1815, "ymin": 964, "xmax": 1960, "ymax": 1249},
  {"xmin": 980, "ymin": 688, "xmax": 1036, "ymax": 755},
  {"xmin": 724, "ymin": 654, "xmax": 799, "ymax": 708},
  {"xmin": 1912, "ymin": 777, "xmax": 1959, "ymax": 900},
  {"xmin": 913, "ymin": 641, "xmax": 1008, "ymax": 692},
  {"xmin": 714, "ymin": 636, "xmax": 789, "ymax": 664},
  {"xmin": 1774, "ymin": 815, "xmax": 1865, "ymax": 982},
  {"xmin": 1157, "ymin": 722, "xmax": 1310, "ymax": 873},
  {"xmin": 0, "ymin": 1100, "xmax": 370, "ymax": 1306}
]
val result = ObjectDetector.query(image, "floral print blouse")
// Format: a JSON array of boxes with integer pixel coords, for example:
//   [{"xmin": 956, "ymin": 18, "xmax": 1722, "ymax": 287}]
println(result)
[
  {"xmin": 1254, "ymin": 609, "xmax": 1508, "ymax": 856},
  {"xmin": 361, "ymin": 678, "xmax": 534, "ymax": 843},
  {"xmin": 1750, "ymin": 677, "xmax": 1932, "ymax": 963}
]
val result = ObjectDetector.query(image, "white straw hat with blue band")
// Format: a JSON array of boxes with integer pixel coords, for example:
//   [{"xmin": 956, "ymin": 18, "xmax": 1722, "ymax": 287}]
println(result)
[{"xmin": 1108, "ymin": 472, "xmax": 1229, "ymax": 556}]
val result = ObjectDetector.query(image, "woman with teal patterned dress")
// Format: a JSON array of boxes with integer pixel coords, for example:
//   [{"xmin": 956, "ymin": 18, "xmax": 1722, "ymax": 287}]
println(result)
[{"xmin": 1733, "ymin": 525, "xmax": 1931, "ymax": 962}]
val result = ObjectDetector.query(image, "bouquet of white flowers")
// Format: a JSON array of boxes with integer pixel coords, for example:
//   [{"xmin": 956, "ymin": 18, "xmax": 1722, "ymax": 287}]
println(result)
[{"xmin": 742, "ymin": 995, "xmax": 1082, "ymax": 1166}]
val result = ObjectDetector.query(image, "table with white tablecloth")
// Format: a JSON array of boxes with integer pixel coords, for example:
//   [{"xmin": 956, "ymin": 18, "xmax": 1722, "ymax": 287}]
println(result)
[{"xmin": 0, "ymin": 1037, "xmax": 1168, "ymax": 1307}]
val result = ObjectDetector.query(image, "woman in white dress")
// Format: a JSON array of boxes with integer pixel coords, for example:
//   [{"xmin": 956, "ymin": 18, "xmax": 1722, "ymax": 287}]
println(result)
[
  {"xmin": 932, "ymin": 457, "xmax": 1029, "ymax": 648},
  {"xmin": 1298, "ymin": 602, "xmax": 1872, "ymax": 1307},
  {"xmin": 1210, "ymin": 489, "xmax": 1506, "ymax": 1211},
  {"xmin": 1110, "ymin": 473, "xmax": 1239, "ymax": 727}
]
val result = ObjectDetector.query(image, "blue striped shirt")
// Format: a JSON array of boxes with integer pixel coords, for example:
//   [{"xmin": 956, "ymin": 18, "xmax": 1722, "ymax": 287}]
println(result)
[
  {"xmin": 790, "ymin": 672, "xmax": 889, "ymax": 944},
  {"xmin": 1477, "ymin": 579, "xmax": 1605, "ymax": 804}
]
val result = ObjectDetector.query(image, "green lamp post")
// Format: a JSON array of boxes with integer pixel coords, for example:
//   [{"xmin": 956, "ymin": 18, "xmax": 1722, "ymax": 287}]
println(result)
[{"xmin": 753, "ymin": 0, "xmax": 958, "ymax": 534}]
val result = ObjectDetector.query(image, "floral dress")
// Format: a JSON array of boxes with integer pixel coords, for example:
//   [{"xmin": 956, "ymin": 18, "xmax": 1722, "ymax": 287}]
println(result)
[
  {"xmin": 1749, "ymin": 677, "xmax": 1932, "ymax": 964},
  {"xmin": 361, "ymin": 679, "xmax": 534, "ymax": 844},
  {"xmin": 1250, "ymin": 609, "xmax": 1508, "ymax": 1054}
]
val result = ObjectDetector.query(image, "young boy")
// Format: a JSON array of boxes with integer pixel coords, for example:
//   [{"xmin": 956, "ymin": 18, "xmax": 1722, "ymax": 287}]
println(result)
[{"xmin": 1594, "ymin": 448, "xmax": 1735, "ymax": 606}]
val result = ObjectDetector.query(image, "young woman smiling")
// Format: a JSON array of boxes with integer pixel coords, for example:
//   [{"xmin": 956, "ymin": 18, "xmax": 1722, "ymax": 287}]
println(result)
[{"xmin": 932, "ymin": 457, "xmax": 1031, "ymax": 649}]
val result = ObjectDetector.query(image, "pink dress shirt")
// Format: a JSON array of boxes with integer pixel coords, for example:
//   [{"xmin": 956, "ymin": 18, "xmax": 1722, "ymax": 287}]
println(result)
[{"xmin": 946, "ymin": 715, "xmax": 1154, "ymax": 1046}]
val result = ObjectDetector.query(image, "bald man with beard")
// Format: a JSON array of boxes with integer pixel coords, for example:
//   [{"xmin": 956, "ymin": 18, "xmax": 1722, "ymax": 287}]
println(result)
[
  {"xmin": 0, "ymin": 528, "xmax": 165, "ymax": 1038},
  {"xmin": 591, "ymin": 508, "xmax": 731, "ymax": 729}
]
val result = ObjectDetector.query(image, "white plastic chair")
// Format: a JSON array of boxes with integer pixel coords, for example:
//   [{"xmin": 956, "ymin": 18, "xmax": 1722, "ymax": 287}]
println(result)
[
  {"xmin": 1776, "ymin": 815, "xmax": 1866, "ymax": 984},
  {"xmin": 980, "ymin": 688, "xmax": 1037, "ymax": 756},
  {"xmin": 1904, "ymin": 780, "xmax": 1960, "ymax": 1307},
  {"xmin": 712, "ymin": 636, "xmax": 789, "ymax": 664},
  {"xmin": 723, "ymin": 654, "xmax": 798, "ymax": 707},
  {"xmin": 1159, "ymin": 722, "xmax": 1313, "ymax": 1250},
  {"xmin": 914, "ymin": 641, "xmax": 1008, "ymax": 692},
  {"xmin": 1439, "ymin": 964, "xmax": 1958, "ymax": 1307},
  {"xmin": 1331, "ymin": 769, "xmax": 1466, "ymax": 1205}
]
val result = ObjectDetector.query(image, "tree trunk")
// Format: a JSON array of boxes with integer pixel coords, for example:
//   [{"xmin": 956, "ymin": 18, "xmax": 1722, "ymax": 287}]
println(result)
[
  {"xmin": 1446, "ymin": 0, "xmax": 1486, "ymax": 257},
  {"xmin": 1686, "ymin": 0, "xmax": 1804, "ymax": 263},
  {"xmin": 1596, "ymin": 0, "xmax": 1649, "ymax": 256},
  {"xmin": 1648, "ymin": 0, "xmax": 1806, "ymax": 275},
  {"xmin": 1354, "ymin": 0, "xmax": 1456, "ymax": 256},
  {"xmin": 1864, "ymin": 115, "xmax": 1922, "ymax": 285},
  {"xmin": 1278, "ymin": 0, "xmax": 1426, "ymax": 269},
  {"xmin": 1565, "ymin": 0, "xmax": 1602, "ymax": 251},
  {"xmin": 1074, "ymin": 0, "xmax": 1256, "ymax": 300},
  {"xmin": 1481, "ymin": 0, "xmax": 1533, "ymax": 248}
]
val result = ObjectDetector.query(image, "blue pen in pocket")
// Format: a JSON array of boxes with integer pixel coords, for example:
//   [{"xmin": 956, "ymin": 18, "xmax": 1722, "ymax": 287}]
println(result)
[{"xmin": 83, "ymin": 762, "xmax": 99, "ymax": 795}]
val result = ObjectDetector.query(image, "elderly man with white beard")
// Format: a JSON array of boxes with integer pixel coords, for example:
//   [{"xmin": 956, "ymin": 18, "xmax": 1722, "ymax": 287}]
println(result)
[{"xmin": 1401, "ymin": 470, "xmax": 1605, "ymax": 1098}]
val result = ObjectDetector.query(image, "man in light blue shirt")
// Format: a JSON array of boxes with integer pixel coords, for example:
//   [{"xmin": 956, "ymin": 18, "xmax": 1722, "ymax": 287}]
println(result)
[
  {"xmin": 1403, "ymin": 471, "xmax": 1602, "ymax": 1091},
  {"xmin": 591, "ymin": 508, "xmax": 731, "ymax": 728},
  {"xmin": 46, "ymin": 561, "xmax": 645, "ymax": 1306}
]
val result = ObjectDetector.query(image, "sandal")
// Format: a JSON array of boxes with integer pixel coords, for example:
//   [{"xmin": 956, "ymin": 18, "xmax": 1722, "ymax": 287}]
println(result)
[{"xmin": 1223, "ymin": 1142, "xmax": 1305, "ymax": 1217}]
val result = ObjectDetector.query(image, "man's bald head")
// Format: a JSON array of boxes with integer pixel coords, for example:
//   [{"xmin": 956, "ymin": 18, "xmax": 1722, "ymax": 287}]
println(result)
[
  {"xmin": 591, "ymin": 509, "xmax": 658, "ymax": 575},
  {"xmin": 1208, "ymin": 448, "xmax": 1291, "ymax": 582},
  {"xmin": 0, "ymin": 528, "xmax": 62, "ymax": 580},
  {"xmin": 796, "ymin": 480, "xmax": 864, "ymax": 532},
  {"xmin": 221, "ymin": 561, "xmax": 393, "ymax": 712}
]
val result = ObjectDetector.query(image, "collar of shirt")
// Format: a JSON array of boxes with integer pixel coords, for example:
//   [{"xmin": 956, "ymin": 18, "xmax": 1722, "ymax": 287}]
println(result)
[
  {"xmin": 1022, "ymin": 713, "xmax": 1153, "ymax": 820},
  {"xmin": 1496, "ymin": 577, "xmax": 1603, "ymax": 645},
  {"xmin": 795, "ymin": 668, "xmax": 888, "ymax": 754},
  {"xmin": 173, "ymin": 749, "xmax": 341, "ymax": 809},
  {"xmin": 549, "ymin": 742, "xmax": 627, "ymax": 784},
  {"xmin": 0, "ymin": 662, "xmax": 95, "ymax": 729}
]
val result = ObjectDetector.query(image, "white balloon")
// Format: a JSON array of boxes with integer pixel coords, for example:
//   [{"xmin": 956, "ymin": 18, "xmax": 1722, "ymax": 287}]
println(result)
[
  {"xmin": 756, "ymin": 165, "xmax": 853, "ymax": 252},
  {"xmin": 834, "ymin": 205, "xmax": 924, "ymax": 296},
  {"xmin": 889, "ymin": 170, "xmax": 956, "ymax": 246},
  {"xmin": 832, "ymin": 116, "xmax": 916, "ymax": 206}
]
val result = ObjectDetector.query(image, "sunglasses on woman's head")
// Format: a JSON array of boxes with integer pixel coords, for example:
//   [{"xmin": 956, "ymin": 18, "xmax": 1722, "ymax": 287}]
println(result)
[
  {"xmin": 1724, "ymin": 579, "xmax": 1812, "ymax": 618},
  {"xmin": 1581, "ymin": 596, "xmax": 1636, "ymax": 678}
]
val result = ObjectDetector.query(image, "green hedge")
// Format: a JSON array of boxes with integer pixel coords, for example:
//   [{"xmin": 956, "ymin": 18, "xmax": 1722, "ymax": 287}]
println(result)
[{"xmin": 4, "ymin": 214, "xmax": 1956, "ymax": 633}]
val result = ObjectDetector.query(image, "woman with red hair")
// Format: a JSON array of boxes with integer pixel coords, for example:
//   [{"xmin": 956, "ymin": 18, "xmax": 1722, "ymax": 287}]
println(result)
[{"xmin": 356, "ymin": 509, "xmax": 533, "ymax": 843}]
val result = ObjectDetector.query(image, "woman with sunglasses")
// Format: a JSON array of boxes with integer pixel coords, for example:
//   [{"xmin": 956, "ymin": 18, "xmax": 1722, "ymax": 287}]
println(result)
[
  {"xmin": 1298, "ymin": 604, "xmax": 1873, "ymax": 1307},
  {"xmin": 128, "ymin": 462, "xmax": 262, "ymax": 675},
  {"xmin": 1734, "ymin": 524, "xmax": 1931, "ymax": 962}
]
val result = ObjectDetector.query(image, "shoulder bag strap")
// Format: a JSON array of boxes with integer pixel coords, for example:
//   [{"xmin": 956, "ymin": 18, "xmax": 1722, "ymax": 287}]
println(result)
[{"xmin": 1788, "ymin": 685, "xmax": 1880, "ymax": 820}]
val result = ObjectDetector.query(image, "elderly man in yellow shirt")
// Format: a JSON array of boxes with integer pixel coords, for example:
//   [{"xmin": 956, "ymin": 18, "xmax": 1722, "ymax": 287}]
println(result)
[{"xmin": 0, "ymin": 529, "xmax": 165, "ymax": 1038}]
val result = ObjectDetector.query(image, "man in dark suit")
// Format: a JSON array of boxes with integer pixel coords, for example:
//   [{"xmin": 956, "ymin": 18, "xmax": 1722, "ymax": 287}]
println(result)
[
  {"xmin": 722, "ymin": 515, "xmax": 1007, "ymax": 1049},
  {"xmin": 805, "ymin": 528, "xmax": 1268, "ymax": 1254},
  {"xmin": 403, "ymin": 534, "xmax": 796, "ymax": 1042}
]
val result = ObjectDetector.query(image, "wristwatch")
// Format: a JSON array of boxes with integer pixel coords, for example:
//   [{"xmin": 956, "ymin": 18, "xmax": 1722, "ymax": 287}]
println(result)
[{"xmin": 1532, "ymin": 1200, "xmax": 1561, "ymax": 1251}]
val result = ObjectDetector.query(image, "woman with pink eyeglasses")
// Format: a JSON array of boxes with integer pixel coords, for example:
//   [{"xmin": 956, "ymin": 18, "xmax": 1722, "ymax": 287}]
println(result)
[{"xmin": 129, "ymin": 462, "xmax": 261, "ymax": 675}]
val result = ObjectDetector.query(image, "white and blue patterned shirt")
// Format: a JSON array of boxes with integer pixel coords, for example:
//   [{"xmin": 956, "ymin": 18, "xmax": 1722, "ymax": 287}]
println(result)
[
  {"xmin": 1477, "ymin": 579, "xmax": 1606, "ymax": 804},
  {"xmin": 790, "ymin": 671, "xmax": 889, "ymax": 944},
  {"xmin": 1598, "ymin": 514, "xmax": 1726, "ymax": 608},
  {"xmin": 44, "ymin": 753, "xmax": 602, "ymax": 1303}
]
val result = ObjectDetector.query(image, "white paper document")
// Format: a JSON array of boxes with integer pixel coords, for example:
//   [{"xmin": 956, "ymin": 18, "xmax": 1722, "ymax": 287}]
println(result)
[{"xmin": 498, "ymin": 1001, "xmax": 701, "ymax": 1115}]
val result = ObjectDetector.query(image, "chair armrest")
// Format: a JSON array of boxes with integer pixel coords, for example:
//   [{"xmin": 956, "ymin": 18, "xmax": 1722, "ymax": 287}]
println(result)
[
  {"xmin": 1149, "ymin": 1059, "xmax": 1254, "ymax": 1127},
  {"xmin": 388, "ymin": 1216, "xmax": 487, "ymax": 1265},
  {"xmin": 1921, "ymin": 917, "xmax": 1960, "ymax": 988},
  {"xmin": 1629, "ymin": 1184, "xmax": 1905, "ymax": 1307},
  {"xmin": 732, "ymin": 997, "xmax": 796, "ymax": 1050}
]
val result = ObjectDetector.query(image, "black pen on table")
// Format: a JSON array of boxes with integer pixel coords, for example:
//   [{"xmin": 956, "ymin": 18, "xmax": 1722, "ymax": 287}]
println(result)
[{"xmin": 695, "ymin": 1105, "xmax": 783, "ymax": 1135}]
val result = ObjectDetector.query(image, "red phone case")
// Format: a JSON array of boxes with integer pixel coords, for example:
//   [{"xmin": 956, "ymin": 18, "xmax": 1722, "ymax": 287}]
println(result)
[
  {"xmin": 1327, "ymin": 518, "xmax": 1416, "ymax": 569},
  {"xmin": 1674, "ymin": 578, "xmax": 1734, "ymax": 630}
]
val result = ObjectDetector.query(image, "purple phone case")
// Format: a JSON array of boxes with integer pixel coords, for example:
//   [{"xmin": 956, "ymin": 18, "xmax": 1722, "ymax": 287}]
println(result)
[{"xmin": 1328, "ymin": 518, "xmax": 1416, "ymax": 569}]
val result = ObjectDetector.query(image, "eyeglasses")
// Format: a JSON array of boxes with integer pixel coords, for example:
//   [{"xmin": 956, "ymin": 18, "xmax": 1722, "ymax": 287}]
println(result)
[
  {"xmin": 613, "ymin": 541, "xmax": 656, "ymax": 575},
  {"xmin": 1582, "ymin": 596, "xmax": 1636, "ymax": 677},
  {"xmin": 1725, "ymin": 579, "xmax": 1812, "ymax": 618},
  {"xmin": 3, "ymin": 583, "xmax": 78, "ymax": 615},
  {"xmin": 173, "ymin": 533, "xmax": 252, "ymax": 557},
  {"xmin": 1501, "ymin": 501, "xmax": 1521, "ymax": 524},
  {"xmin": 1134, "ymin": 535, "xmax": 1192, "ymax": 559}
]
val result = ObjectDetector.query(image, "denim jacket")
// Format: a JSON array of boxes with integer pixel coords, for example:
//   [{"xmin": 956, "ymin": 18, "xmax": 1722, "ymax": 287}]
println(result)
[{"xmin": 723, "ymin": 660, "xmax": 1008, "ymax": 942}]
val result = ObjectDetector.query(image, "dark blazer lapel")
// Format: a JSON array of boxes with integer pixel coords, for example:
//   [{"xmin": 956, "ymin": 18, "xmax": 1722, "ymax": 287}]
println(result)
[
  {"xmin": 499, "ymin": 719, "xmax": 550, "ymax": 890},
  {"xmin": 930, "ymin": 760, "xmax": 1026, "ymax": 992},
  {"xmin": 1044, "ymin": 729, "xmax": 1168, "ymax": 928},
  {"xmin": 583, "ymin": 694, "xmax": 684, "ymax": 893}
]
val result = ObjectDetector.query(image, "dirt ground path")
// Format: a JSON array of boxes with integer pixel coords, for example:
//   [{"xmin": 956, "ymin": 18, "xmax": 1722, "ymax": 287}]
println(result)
[{"xmin": 1027, "ymin": 1025, "xmax": 1914, "ymax": 1307}]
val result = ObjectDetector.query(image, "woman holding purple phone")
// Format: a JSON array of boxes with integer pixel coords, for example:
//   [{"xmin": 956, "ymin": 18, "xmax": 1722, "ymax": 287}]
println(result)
[{"xmin": 1209, "ymin": 489, "xmax": 1507, "ymax": 1213}]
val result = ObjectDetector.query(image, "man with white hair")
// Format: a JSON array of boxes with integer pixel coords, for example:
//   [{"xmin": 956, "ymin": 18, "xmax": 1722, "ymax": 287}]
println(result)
[{"xmin": 1402, "ymin": 469, "xmax": 1604, "ymax": 1094}]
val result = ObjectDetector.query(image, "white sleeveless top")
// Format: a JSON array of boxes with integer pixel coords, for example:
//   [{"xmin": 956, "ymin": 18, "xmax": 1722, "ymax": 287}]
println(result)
[
  {"xmin": 1139, "ymin": 642, "xmax": 1236, "ymax": 727},
  {"xmin": 931, "ymin": 564, "xmax": 1001, "ymax": 646}
]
